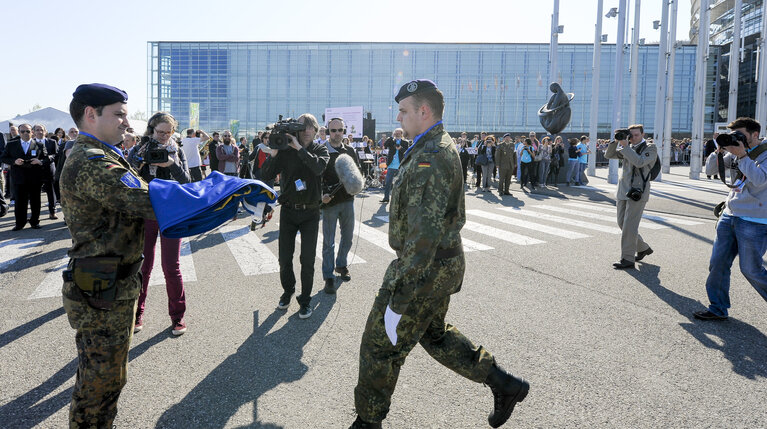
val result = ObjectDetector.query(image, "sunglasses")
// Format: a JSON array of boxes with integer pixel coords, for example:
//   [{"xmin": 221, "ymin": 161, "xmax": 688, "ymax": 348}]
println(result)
[
  {"xmin": 20, "ymin": 130, "xmax": 31, "ymax": 133},
  {"xmin": 329, "ymin": 128, "xmax": 344, "ymax": 133}
]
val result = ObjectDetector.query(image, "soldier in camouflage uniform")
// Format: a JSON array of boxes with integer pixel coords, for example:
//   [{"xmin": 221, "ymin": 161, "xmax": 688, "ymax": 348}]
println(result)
[
  {"xmin": 351, "ymin": 80, "xmax": 530, "ymax": 429},
  {"xmin": 59, "ymin": 84, "xmax": 172, "ymax": 428}
]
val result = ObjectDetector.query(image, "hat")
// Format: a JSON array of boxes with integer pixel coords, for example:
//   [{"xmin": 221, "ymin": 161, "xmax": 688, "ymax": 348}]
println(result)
[
  {"xmin": 502, "ymin": 133, "xmax": 511, "ymax": 138},
  {"xmin": 395, "ymin": 79, "xmax": 438, "ymax": 103},
  {"xmin": 72, "ymin": 83, "xmax": 128, "ymax": 107}
]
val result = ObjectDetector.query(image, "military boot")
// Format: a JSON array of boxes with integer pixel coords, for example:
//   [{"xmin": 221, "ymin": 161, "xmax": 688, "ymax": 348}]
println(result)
[
  {"xmin": 485, "ymin": 363, "xmax": 529, "ymax": 428},
  {"xmin": 349, "ymin": 415, "xmax": 382, "ymax": 429}
]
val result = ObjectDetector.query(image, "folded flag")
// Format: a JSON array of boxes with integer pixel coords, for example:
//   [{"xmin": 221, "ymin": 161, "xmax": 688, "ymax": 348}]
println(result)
[{"xmin": 148, "ymin": 171, "xmax": 278, "ymax": 238}]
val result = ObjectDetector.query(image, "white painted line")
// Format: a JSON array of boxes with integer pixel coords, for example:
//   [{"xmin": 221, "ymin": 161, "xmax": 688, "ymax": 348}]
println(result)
[
  {"xmin": 221, "ymin": 225, "xmax": 280, "ymax": 276},
  {"xmin": 28, "ymin": 256, "xmax": 69, "ymax": 299},
  {"xmin": 299, "ymin": 231, "xmax": 367, "ymax": 265},
  {"xmin": 498, "ymin": 207, "xmax": 622, "ymax": 234},
  {"xmin": 148, "ymin": 238, "xmax": 197, "ymax": 285},
  {"xmin": 355, "ymin": 222, "xmax": 397, "ymax": 255},
  {"xmin": 565, "ymin": 202, "xmax": 704, "ymax": 226},
  {"xmin": 469, "ymin": 209, "xmax": 591, "ymax": 238},
  {"xmin": 0, "ymin": 238, "xmax": 45, "ymax": 272},
  {"xmin": 461, "ymin": 237, "xmax": 494, "ymax": 252},
  {"xmin": 532, "ymin": 205, "xmax": 667, "ymax": 230},
  {"xmin": 463, "ymin": 220, "xmax": 544, "ymax": 246}
]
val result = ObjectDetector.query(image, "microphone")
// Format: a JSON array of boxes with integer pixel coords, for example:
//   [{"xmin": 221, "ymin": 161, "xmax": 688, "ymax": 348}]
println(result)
[{"xmin": 334, "ymin": 153, "xmax": 364, "ymax": 196}]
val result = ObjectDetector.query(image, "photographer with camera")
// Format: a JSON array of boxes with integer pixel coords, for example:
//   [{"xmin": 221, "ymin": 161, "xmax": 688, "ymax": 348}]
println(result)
[
  {"xmin": 694, "ymin": 117, "xmax": 767, "ymax": 321},
  {"xmin": 129, "ymin": 111, "xmax": 192, "ymax": 335},
  {"xmin": 260, "ymin": 114, "xmax": 329, "ymax": 319},
  {"xmin": 605, "ymin": 124, "xmax": 657, "ymax": 269}
]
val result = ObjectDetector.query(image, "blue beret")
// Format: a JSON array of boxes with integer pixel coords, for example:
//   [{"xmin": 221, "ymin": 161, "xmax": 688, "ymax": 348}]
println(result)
[
  {"xmin": 72, "ymin": 83, "xmax": 128, "ymax": 107},
  {"xmin": 395, "ymin": 79, "xmax": 438, "ymax": 103}
]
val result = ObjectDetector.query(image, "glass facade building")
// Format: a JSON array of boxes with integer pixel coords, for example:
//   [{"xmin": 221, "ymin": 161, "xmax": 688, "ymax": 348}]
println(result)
[{"xmin": 148, "ymin": 41, "xmax": 720, "ymax": 138}]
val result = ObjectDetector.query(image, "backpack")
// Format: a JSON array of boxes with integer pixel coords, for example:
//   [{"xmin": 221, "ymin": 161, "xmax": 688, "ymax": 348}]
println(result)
[{"xmin": 634, "ymin": 142, "xmax": 661, "ymax": 180}]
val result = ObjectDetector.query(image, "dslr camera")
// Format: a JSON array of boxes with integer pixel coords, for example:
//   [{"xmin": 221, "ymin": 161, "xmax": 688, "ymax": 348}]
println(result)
[
  {"xmin": 267, "ymin": 115, "xmax": 306, "ymax": 150},
  {"xmin": 614, "ymin": 128, "xmax": 631, "ymax": 141},
  {"xmin": 715, "ymin": 131, "xmax": 747, "ymax": 149},
  {"xmin": 626, "ymin": 187, "xmax": 643, "ymax": 202}
]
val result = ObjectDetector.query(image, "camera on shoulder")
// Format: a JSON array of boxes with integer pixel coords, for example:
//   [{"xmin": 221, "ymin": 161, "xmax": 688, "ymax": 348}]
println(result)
[
  {"xmin": 266, "ymin": 115, "xmax": 306, "ymax": 150},
  {"xmin": 141, "ymin": 137, "xmax": 169, "ymax": 164},
  {"xmin": 715, "ymin": 131, "xmax": 747, "ymax": 149}
]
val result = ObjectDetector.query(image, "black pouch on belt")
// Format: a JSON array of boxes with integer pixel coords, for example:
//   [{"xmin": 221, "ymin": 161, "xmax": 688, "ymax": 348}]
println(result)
[{"xmin": 69, "ymin": 257, "xmax": 121, "ymax": 310}]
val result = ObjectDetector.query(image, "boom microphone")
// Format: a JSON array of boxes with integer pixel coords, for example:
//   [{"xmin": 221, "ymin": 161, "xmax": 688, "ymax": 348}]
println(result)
[{"xmin": 334, "ymin": 153, "xmax": 365, "ymax": 195}]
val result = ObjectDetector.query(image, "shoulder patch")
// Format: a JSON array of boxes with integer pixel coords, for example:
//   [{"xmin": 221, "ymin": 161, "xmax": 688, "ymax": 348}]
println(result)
[
  {"xmin": 120, "ymin": 172, "xmax": 142, "ymax": 189},
  {"xmin": 418, "ymin": 162, "xmax": 431, "ymax": 168},
  {"xmin": 85, "ymin": 148, "xmax": 106, "ymax": 157}
]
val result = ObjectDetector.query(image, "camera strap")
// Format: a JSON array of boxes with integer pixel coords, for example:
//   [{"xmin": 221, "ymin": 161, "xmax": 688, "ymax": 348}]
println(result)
[
  {"xmin": 630, "ymin": 142, "xmax": 651, "ymax": 193},
  {"xmin": 716, "ymin": 143, "xmax": 767, "ymax": 188}
]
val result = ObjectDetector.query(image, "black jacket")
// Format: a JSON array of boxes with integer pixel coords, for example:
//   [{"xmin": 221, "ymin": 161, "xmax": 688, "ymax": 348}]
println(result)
[
  {"xmin": 322, "ymin": 142, "xmax": 361, "ymax": 207},
  {"xmin": 384, "ymin": 137, "xmax": 410, "ymax": 167},
  {"xmin": 261, "ymin": 142, "xmax": 329, "ymax": 206},
  {"xmin": 41, "ymin": 138, "xmax": 58, "ymax": 180},
  {"xmin": 0, "ymin": 136, "xmax": 48, "ymax": 185}
]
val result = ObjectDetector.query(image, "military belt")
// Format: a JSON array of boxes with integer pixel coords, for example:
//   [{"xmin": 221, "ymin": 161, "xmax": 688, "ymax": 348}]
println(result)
[
  {"xmin": 434, "ymin": 246, "xmax": 463, "ymax": 260},
  {"xmin": 62, "ymin": 257, "xmax": 144, "ymax": 283}
]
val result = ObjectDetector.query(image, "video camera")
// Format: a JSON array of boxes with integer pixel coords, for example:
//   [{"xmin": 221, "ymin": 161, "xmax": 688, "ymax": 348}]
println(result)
[
  {"xmin": 139, "ymin": 136, "xmax": 171, "ymax": 164},
  {"xmin": 614, "ymin": 129, "xmax": 631, "ymax": 141},
  {"xmin": 267, "ymin": 115, "xmax": 306, "ymax": 150},
  {"xmin": 715, "ymin": 131, "xmax": 747, "ymax": 149}
]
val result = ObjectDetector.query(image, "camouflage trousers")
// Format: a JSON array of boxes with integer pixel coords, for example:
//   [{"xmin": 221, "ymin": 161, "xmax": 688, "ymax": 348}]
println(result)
[
  {"xmin": 62, "ymin": 281, "xmax": 137, "ymax": 429},
  {"xmin": 354, "ymin": 288, "xmax": 495, "ymax": 423}
]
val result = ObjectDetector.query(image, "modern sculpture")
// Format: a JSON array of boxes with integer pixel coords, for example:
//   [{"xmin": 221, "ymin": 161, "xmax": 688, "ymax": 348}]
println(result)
[{"xmin": 538, "ymin": 82, "xmax": 574, "ymax": 134}]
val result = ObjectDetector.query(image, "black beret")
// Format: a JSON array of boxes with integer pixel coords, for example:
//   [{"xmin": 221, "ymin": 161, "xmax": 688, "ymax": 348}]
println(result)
[
  {"xmin": 72, "ymin": 83, "xmax": 128, "ymax": 107},
  {"xmin": 395, "ymin": 79, "xmax": 438, "ymax": 103}
]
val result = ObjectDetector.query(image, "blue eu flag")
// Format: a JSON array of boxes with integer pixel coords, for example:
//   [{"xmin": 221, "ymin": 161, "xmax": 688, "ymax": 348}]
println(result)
[{"xmin": 148, "ymin": 171, "xmax": 278, "ymax": 238}]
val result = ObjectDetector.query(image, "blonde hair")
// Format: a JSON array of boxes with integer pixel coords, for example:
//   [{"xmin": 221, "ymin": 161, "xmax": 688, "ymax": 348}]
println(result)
[{"xmin": 145, "ymin": 111, "xmax": 178, "ymax": 137}]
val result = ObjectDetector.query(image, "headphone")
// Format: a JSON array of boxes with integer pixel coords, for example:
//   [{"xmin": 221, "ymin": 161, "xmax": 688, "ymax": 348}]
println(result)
[{"xmin": 328, "ymin": 117, "xmax": 347, "ymax": 135}]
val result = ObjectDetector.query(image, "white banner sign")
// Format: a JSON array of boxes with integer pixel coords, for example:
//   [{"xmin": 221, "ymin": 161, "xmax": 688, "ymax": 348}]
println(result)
[{"xmin": 325, "ymin": 105, "xmax": 364, "ymax": 139}]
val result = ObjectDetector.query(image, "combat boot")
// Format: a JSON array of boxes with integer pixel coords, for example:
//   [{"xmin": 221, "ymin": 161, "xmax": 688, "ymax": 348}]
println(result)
[
  {"xmin": 485, "ymin": 362, "xmax": 529, "ymax": 428},
  {"xmin": 349, "ymin": 415, "xmax": 382, "ymax": 428}
]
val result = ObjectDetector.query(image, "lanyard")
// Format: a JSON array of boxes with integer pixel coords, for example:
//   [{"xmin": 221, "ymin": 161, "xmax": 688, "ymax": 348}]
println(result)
[
  {"xmin": 79, "ymin": 131, "xmax": 124, "ymax": 158},
  {"xmin": 402, "ymin": 120, "xmax": 443, "ymax": 160}
]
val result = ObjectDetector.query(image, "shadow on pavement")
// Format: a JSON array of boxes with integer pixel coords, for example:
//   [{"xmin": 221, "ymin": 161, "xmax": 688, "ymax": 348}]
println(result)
[
  {"xmin": 630, "ymin": 263, "xmax": 767, "ymax": 380},
  {"xmin": 155, "ymin": 292, "xmax": 337, "ymax": 428},
  {"xmin": 0, "ymin": 306, "xmax": 65, "ymax": 349}
]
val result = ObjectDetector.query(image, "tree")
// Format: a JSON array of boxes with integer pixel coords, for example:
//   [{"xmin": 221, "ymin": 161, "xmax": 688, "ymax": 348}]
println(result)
[
  {"xmin": 130, "ymin": 110, "xmax": 147, "ymax": 121},
  {"xmin": 29, "ymin": 103, "xmax": 43, "ymax": 113}
]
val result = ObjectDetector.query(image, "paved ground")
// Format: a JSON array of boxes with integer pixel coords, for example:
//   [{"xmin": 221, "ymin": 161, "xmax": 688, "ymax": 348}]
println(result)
[{"xmin": 1, "ymin": 166, "xmax": 765, "ymax": 428}]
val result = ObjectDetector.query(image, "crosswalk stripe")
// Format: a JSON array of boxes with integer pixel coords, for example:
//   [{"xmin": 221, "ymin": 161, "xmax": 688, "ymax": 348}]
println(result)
[
  {"xmin": 463, "ymin": 220, "xmax": 544, "ymax": 245},
  {"xmin": 148, "ymin": 238, "xmax": 197, "ymax": 285},
  {"xmin": 0, "ymin": 238, "xmax": 45, "ymax": 272},
  {"xmin": 468, "ymin": 209, "xmax": 591, "ymax": 239},
  {"xmin": 296, "ymin": 231, "xmax": 367, "ymax": 265},
  {"xmin": 497, "ymin": 207, "xmax": 622, "ymax": 234},
  {"xmin": 371, "ymin": 215, "xmax": 493, "ymax": 252},
  {"xmin": 27, "ymin": 256, "xmax": 68, "ymax": 300},
  {"xmin": 532, "ymin": 205, "xmax": 667, "ymax": 230},
  {"xmin": 564, "ymin": 202, "xmax": 704, "ymax": 226},
  {"xmin": 354, "ymin": 222, "xmax": 397, "ymax": 255},
  {"xmin": 220, "ymin": 225, "xmax": 281, "ymax": 276}
]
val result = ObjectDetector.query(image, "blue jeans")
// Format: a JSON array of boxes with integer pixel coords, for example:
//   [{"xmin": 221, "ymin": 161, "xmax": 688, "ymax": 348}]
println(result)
[
  {"xmin": 566, "ymin": 159, "xmax": 580, "ymax": 184},
  {"xmin": 322, "ymin": 200, "xmax": 355, "ymax": 279},
  {"xmin": 705, "ymin": 215, "xmax": 767, "ymax": 317},
  {"xmin": 383, "ymin": 168, "xmax": 399, "ymax": 200}
]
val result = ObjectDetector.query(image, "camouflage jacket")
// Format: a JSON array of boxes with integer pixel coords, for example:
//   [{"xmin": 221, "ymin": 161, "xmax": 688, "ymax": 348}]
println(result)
[
  {"xmin": 60, "ymin": 134, "xmax": 156, "ymax": 300},
  {"xmin": 387, "ymin": 123, "xmax": 465, "ymax": 313}
]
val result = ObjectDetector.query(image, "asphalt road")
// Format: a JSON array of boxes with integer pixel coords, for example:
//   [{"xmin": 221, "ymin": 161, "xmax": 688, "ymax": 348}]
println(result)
[{"xmin": 1, "ymin": 166, "xmax": 765, "ymax": 428}]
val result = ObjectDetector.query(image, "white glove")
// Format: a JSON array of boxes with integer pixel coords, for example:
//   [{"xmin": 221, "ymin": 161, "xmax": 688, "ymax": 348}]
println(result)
[{"xmin": 384, "ymin": 305, "xmax": 402, "ymax": 346}]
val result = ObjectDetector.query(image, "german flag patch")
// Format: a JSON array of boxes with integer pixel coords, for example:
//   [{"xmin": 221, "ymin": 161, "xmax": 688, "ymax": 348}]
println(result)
[
  {"xmin": 418, "ymin": 162, "xmax": 431, "ymax": 168},
  {"xmin": 106, "ymin": 164, "xmax": 119, "ymax": 170}
]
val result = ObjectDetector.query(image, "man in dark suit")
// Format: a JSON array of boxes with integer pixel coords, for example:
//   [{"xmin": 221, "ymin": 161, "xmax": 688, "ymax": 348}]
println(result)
[
  {"xmin": 0, "ymin": 123, "xmax": 48, "ymax": 230},
  {"xmin": 0, "ymin": 130, "xmax": 7, "ymax": 217},
  {"xmin": 32, "ymin": 124, "xmax": 59, "ymax": 219}
]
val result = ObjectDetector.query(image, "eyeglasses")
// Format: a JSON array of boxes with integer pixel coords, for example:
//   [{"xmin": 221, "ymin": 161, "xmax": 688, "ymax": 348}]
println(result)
[
  {"xmin": 329, "ymin": 129, "xmax": 345, "ymax": 133},
  {"xmin": 19, "ymin": 130, "xmax": 31, "ymax": 133},
  {"xmin": 155, "ymin": 130, "xmax": 173, "ymax": 136}
]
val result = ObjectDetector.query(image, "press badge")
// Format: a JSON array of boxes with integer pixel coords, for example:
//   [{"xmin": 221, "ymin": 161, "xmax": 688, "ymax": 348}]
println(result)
[
  {"xmin": 295, "ymin": 179, "xmax": 306, "ymax": 191},
  {"xmin": 732, "ymin": 177, "xmax": 746, "ymax": 193},
  {"xmin": 30, "ymin": 150, "xmax": 36, "ymax": 156}
]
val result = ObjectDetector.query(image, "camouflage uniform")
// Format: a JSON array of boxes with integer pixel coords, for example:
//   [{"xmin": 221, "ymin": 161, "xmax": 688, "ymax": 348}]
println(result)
[
  {"xmin": 354, "ymin": 123, "xmax": 495, "ymax": 423},
  {"xmin": 60, "ymin": 134, "xmax": 155, "ymax": 428}
]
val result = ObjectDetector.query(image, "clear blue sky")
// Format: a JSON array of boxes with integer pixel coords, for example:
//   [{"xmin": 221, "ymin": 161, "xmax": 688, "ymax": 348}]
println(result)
[{"xmin": 0, "ymin": 0, "xmax": 691, "ymax": 122}]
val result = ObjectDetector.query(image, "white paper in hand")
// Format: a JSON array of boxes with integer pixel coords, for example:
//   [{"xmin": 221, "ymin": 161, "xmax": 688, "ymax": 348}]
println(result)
[{"xmin": 384, "ymin": 305, "xmax": 402, "ymax": 346}]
